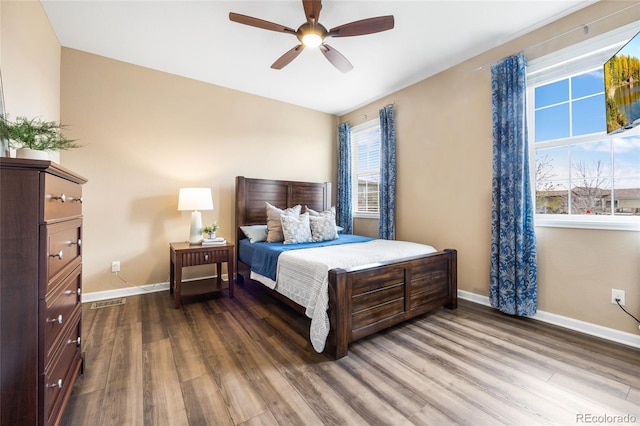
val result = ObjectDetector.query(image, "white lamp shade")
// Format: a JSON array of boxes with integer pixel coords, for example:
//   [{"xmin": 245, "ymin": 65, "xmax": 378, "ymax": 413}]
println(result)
[
  {"xmin": 178, "ymin": 188, "xmax": 213, "ymax": 244},
  {"xmin": 178, "ymin": 188, "xmax": 213, "ymax": 211}
]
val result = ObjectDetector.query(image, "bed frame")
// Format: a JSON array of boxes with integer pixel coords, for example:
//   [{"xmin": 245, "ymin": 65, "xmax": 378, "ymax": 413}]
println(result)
[{"xmin": 235, "ymin": 176, "xmax": 457, "ymax": 359}]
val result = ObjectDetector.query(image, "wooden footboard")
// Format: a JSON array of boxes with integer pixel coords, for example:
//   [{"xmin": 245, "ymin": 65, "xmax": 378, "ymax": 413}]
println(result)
[{"xmin": 326, "ymin": 249, "xmax": 457, "ymax": 359}]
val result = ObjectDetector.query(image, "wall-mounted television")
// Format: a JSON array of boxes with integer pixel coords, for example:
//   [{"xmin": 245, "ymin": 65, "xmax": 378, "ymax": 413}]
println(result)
[{"xmin": 604, "ymin": 30, "xmax": 640, "ymax": 134}]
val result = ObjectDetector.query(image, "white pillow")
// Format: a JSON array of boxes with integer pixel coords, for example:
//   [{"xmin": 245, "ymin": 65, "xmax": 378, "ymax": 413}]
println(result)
[
  {"xmin": 304, "ymin": 205, "xmax": 336, "ymax": 218},
  {"xmin": 240, "ymin": 225, "xmax": 268, "ymax": 243},
  {"xmin": 266, "ymin": 202, "xmax": 301, "ymax": 243},
  {"xmin": 309, "ymin": 215, "xmax": 339, "ymax": 242},
  {"xmin": 281, "ymin": 213, "xmax": 312, "ymax": 244},
  {"xmin": 305, "ymin": 205, "xmax": 342, "ymax": 235}
]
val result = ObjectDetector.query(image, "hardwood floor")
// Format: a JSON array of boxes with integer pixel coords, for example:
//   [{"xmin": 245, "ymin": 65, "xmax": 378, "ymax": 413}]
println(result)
[{"xmin": 61, "ymin": 280, "xmax": 640, "ymax": 426}]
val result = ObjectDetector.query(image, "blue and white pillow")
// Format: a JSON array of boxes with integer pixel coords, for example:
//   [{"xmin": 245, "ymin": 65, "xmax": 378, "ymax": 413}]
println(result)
[
  {"xmin": 266, "ymin": 202, "xmax": 301, "ymax": 242},
  {"xmin": 309, "ymin": 215, "xmax": 338, "ymax": 242},
  {"xmin": 305, "ymin": 205, "xmax": 341, "ymax": 237},
  {"xmin": 281, "ymin": 213, "xmax": 312, "ymax": 244}
]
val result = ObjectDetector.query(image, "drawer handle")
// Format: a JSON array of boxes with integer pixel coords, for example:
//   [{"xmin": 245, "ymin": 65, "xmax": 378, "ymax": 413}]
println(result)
[
  {"xmin": 52, "ymin": 193, "xmax": 66, "ymax": 203},
  {"xmin": 67, "ymin": 337, "xmax": 81, "ymax": 346},
  {"xmin": 50, "ymin": 250, "xmax": 64, "ymax": 260},
  {"xmin": 70, "ymin": 196, "xmax": 83, "ymax": 204},
  {"xmin": 204, "ymin": 254, "xmax": 209, "ymax": 262},
  {"xmin": 46, "ymin": 379, "xmax": 63, "ymax": 389},
  {"xmin": 64, "ymin": 288, "xmax": 81, "ymax": 297},
  {"xmin": 69, "ymin": 239, "xmax": 82, "ymax": 247},
  {"xmin": 47, "ymin": 314, "xmax": 63, "ymax": 325}
]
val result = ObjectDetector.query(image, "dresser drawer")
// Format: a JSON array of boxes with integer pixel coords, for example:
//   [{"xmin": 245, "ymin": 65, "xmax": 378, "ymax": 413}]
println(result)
[
  {"xmin": 1, "ymin": 159, "xmax": 86, "ymax": 426},
  {"xmin": 42, "ymin": 314, "xmax": 82, "ymax": 426},
  {"xmin": 45, "ymin": 219, "xmax": 82, "ymax": 288},
  {"xmin": 44, "ymin": 173, "xmax": 83, "ymax": 222},
  {"xmin": 43, "ymin": 267, "xmax": 81, "ymax": 360}
]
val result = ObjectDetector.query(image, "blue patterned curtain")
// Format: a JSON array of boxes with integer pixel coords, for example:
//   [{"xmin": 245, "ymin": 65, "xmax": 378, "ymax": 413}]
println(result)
[
  {"xmin": 337, "ymin": 123, "xmax": 353, "ymax": 234},
  {"xmin": 378, "ymin": 105, "xmax": 396, "ymax": 240},
  {"xmin": 489, "ymin": 53, "xmax": 537, "ymax": 316}
]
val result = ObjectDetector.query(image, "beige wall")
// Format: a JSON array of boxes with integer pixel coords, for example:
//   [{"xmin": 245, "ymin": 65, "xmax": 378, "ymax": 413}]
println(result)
[
  {"xmin": 341, "ymin": 1, "xmax": 640, "ymax": 335},
  {"xmin": 3, "ymin": 0, "xmax": 638, "ymax": 337},
  {"xmin": 59, "ymin": 49, "xmax": 336, "ymax": 293},
  {"xmin": 1, "ymin": 0, "xmax": 61, "ymax": 161}
]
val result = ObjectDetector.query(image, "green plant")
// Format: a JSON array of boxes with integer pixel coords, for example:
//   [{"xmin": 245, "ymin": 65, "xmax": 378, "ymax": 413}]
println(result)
[
  {"xmin": 0, "ymin": 115, "xmax": 81, "ymax": 151},
  {"xmin": 202, "ymin": 222, "xmax": 219, "ymax": 234}
]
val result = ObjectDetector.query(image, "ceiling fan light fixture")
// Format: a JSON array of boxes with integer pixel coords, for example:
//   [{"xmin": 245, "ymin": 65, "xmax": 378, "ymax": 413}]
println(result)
[
  {"xmin": 301, "ymin": 32, "xmax": 323, "ymax": 48},
  {"xmin": 229, "ymin": 0, "xmax": 395, "ymax": 71}
]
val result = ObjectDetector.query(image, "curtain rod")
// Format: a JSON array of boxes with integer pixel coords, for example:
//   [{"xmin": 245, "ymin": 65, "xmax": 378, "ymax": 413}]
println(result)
[
  {"xmin": 342, "ymin": 102, "xmax": 395, "ymax": 125},
  {"xmin": 473, "ymin": 2, "xmax": 640, "ymax": 72}
]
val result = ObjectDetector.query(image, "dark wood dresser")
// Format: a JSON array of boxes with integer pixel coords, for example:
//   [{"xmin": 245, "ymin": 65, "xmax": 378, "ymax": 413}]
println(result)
[{"xmin": 0, "ymin": 158, "xmax": 86, "ymax": 425}]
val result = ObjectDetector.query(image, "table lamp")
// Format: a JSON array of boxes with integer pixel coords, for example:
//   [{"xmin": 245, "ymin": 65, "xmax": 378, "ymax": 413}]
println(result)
[{"xmin": 178, "ymin": 188, "xmax": 213, "ymax": 244}]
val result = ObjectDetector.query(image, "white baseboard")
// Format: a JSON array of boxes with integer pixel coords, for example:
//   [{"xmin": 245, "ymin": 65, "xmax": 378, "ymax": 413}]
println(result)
[
  {"xmin": 82, "ymin": 284, "xmax": 639, "ymax": 350},
  {"xmin": 81, "ymin": 274, "xmax": 229, "ymax": 303},
  {"xmin": 458, "ymin": 290, "xmax": 640, "ymax": 349},
  {"xmin": 81, "ymin": 282, "xmax": 170, "ymax": 303}
]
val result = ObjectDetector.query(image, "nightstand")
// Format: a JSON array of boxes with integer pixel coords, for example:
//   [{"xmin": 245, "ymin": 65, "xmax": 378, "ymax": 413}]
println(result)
[{"xmin": 169, "ymin": 242, "xmax": 235, "ymax": 309}]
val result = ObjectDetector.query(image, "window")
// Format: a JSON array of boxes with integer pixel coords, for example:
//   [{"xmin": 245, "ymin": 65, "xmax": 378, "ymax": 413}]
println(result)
[
  {"xmin": 351, "ymin": 119, "xmax": 380, "ymax": 216},
  {"xmin": 527, "ymin": 22, "xmax": 640, "ymax": 230}
]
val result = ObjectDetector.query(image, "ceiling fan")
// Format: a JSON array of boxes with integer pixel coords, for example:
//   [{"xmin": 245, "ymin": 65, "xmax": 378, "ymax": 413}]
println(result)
[{"xmin": 229, "ymin": 0, "xmax": 394, "ymax": 73}]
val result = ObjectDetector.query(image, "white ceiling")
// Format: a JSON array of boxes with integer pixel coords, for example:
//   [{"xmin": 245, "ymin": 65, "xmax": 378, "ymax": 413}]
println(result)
[{"xmin": 41, "ymin": 0, "xmax": 597, "ymax": 116}]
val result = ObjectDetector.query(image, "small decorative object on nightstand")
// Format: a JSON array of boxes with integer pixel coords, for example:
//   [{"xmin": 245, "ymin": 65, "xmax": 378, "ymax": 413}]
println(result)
[
  {"xmin": 202, "ymin": 221, "xmax": 219, "ymax": 239},
  {"xmin": 169, "ymin": 241, "xmax": 235, "ymax": 308},
  {"xmin": 202, "ymin": 237, "xmax": 226, "ymax": 246},
  {"xmin": 177, "ymin": 187, "xmax": 213, "ymax": 245}
]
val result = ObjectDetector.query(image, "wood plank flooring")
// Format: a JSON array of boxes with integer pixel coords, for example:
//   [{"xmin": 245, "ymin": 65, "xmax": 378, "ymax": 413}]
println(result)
[{"xmin": 61, "ymin": 280, "xmax": 640, "ymax": 425}]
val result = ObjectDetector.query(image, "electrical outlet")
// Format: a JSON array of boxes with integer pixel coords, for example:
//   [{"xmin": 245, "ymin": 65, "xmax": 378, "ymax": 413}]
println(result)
[
  {"xmin": 111, "ymin": 261, "xmax": 120, "ymax": 273},
  {"xmin": 611, "ymin": 288, "xmax": 625, "ymax": 306}
]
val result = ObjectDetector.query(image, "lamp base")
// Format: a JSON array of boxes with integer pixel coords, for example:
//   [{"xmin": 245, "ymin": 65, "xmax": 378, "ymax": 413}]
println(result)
[{"xmin": 188, "ymin": 210, "xmax": 203, "ymax": 244}]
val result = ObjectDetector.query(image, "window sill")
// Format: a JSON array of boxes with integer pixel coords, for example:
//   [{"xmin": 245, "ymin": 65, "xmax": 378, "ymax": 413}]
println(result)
[{"xmin": 535, "ymin": 215, "xmax": 640, "ymax": 231}]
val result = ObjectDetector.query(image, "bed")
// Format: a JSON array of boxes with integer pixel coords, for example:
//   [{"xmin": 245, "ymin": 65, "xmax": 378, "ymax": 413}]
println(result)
[{"xmin": 235, "ymin": 176, "xmax": 457, "ymax": 359}]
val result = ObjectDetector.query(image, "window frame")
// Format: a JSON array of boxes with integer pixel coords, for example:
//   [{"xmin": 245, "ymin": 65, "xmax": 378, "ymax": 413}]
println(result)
[
  {"xmin": 527, "ymin": 21, "xmax": 640, "ymax": 232},
  {"xmin": 351, "ymin": 119, "xmax": 381, "ymax": 219}
]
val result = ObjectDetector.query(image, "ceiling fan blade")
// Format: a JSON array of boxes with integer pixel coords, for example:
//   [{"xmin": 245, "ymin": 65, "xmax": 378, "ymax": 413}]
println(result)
[
  {"xmin": 302, "ymin": 0, "xmax": 322, "ymax": 23},
  {"xmin": 271, "ymin": 45, "xmax": 305, "ymax": 70},
  {"xmin": 319, "ymin": 44, "xmax": 353, "ymax": 73},
  {"xmin": 229, "ymin": 12, "xmax": 296, "ymax": 34},
  {"xmin": 329, "ymin": 15, "xmax": 395, "ymax": 37}
]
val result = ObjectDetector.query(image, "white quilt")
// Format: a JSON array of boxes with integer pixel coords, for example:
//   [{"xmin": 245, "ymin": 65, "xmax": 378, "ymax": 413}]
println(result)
[{"xmin": 259, "ymin": 239, "xmax": 437, "ymax": 352}]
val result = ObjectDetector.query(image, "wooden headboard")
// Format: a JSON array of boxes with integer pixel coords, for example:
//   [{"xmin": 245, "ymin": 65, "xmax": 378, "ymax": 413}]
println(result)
[{"xmin": 235, "ymin": 176, "xmax": 332, "ymax": 241}]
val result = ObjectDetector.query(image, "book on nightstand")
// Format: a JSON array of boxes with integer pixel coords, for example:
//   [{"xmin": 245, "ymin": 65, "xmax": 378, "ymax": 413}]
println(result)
[{"xmin": 202, "ymin": 237, "xmax": 226, "ymax": 246}]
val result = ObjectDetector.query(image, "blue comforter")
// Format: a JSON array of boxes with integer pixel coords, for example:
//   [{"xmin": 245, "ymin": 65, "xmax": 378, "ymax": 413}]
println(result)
[{"xmin": 238, "ymin": 234, "xmax": 374, "ymax": 280}]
